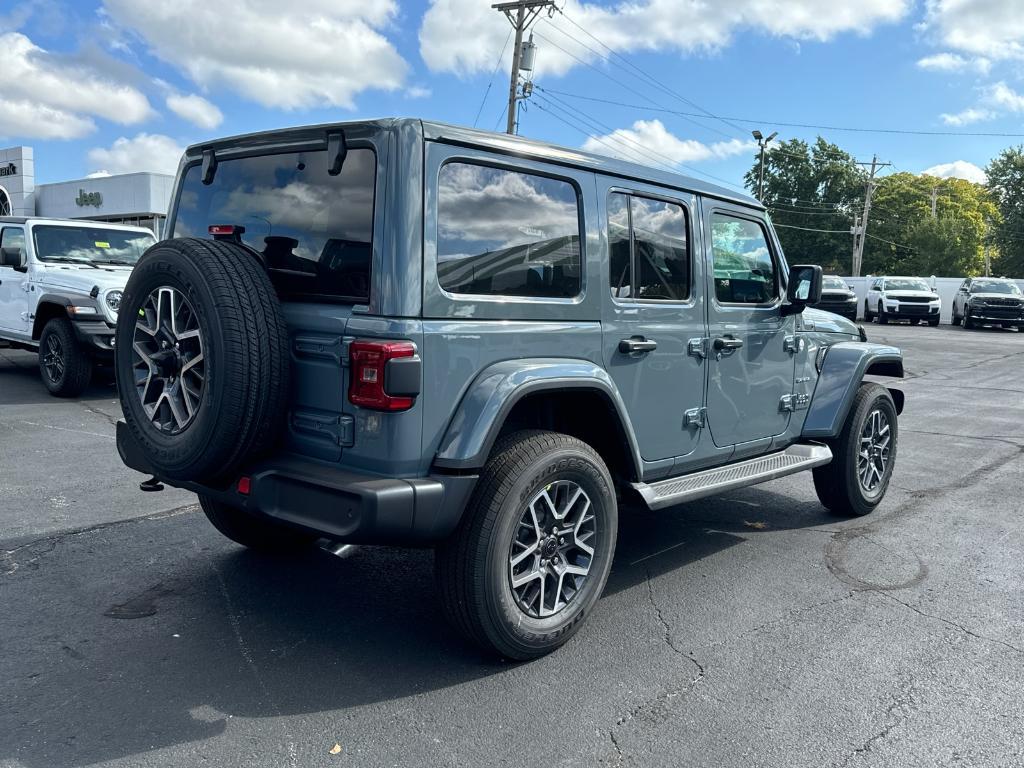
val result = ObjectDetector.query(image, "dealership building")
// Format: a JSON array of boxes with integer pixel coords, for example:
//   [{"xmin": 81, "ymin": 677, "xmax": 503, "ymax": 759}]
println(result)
[{"xmin": 0, "ymin": 145, "xmax": 173, "ymax": 237}]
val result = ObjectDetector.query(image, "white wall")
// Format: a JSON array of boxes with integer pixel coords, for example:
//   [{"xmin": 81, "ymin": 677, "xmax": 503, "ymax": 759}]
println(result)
[{"xmin": 839, "ymin": 276, "xmax": 1024, "ymax": 324}]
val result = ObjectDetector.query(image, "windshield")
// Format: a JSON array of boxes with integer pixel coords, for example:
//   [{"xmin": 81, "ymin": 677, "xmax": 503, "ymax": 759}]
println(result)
[
  {"xmin": 823, "ymin": 276, "xmax": 848, "ymax": 290},
  {"xmin": 884, "ymin": 278, "xmax": 931, "ymax": 292},
  {"xmin": 971, "ymin": 280, "xmax": 1021, "ymax": 295},
  {"xmin": 32, "ymin": 225, "xmax": 154, "ymax": 266},
  {"xmin": 172, "ymin": 147, "xmax": 377, "ymax": 302}
]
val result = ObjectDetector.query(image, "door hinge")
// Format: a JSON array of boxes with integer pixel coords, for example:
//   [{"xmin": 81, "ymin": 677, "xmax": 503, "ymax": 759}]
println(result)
[
  {"xmin": 687, "ymin": 337, "xmax": 709, "ymax": 360},
  {"xmin": 779, "ymin": 393, "xmax": 810, "ymax": 412},
  {"xmin": 783, "ymin": 335, "xmax": 802, "ymax": 354},
  {"xmin": 683, "ymin": 406, "xmax": 706, "ymax": 429}
]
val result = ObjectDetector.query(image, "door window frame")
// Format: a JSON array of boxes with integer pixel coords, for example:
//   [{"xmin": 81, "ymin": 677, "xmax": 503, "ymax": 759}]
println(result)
[
  {"xmin": 606, "ymin": 187, "xmax": 695, "ymax": 307},
  {"xmin": 0, "ymin": 226, "xmax": 25, "ymax": 269},
  {"xmin": 704, "ymin": 205, "xmax": 784, "ymax": 311}
]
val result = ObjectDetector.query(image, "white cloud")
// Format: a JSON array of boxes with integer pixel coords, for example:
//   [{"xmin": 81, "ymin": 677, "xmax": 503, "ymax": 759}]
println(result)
[
  {"xmin": 582, "ymin": 120, "xmax": 754, "ymax": 166},
  {"xmin": 86, "ymin": 133, "xmax": 184, "ymax": 176},
  {"xmin": 986, "ymin": 81, "xmax": 1024, "ymax": 112},
  {"xmin": 420, "ymin": 0, "xmax": 909, "ymax": 77},
  {"xmin": 922, "ymin": 0, "xmax": 1024, "ymax": 61},
  {"xmin": 916, "ymin": 52, "xmax": 990, "ymax": 74},
  {"xmin": 922, "ymin": 160, "xmax": 986, "ymax": 184},
  {"xmin": 102, "ymin": 0, "xmax": 407, "ymax": 109},
  {"xmin": 0, "ymin": 31, "xmax": 153, "ymax": 140},
  {"xmin": 86, "ymin": 171, "xmax": 112, "ymax": 178},
  {"xmin": 939, "ymin": 107, "xmax": 995, "ymax": 126},
  {"xmin": 166, "ymin": 93, "xmax": 223, "ymax": 129}
]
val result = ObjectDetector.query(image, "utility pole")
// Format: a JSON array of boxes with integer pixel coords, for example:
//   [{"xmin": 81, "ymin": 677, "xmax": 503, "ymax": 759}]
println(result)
[
  {"xmin": 752, "ymin": 129, "xmax": 777, "ymax": 200},
  {"xmin": 493, "ymin": 0, "xmax": 554, "ymax": 135},
  {"xmin": 851, "ymin": 155, "xmax": 892, "ymax": 277},
  {"xmin": 930, "ymin": 185, "xmax": 939, "ymax": 219}
]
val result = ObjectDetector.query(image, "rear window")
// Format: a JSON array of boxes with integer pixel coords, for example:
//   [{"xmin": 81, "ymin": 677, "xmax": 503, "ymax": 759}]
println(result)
[
  {"xmin": 172, "ymin": 148, "xmax": 376, "ymax": 302},
  {"xmin": 436, "ymin": 162, "xmax": 582, "ymax": 298}
]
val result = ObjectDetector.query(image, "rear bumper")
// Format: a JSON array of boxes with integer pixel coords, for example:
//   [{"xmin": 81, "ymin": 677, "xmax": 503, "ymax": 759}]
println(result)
[{"xmin": 117, "ymin": 421, "xmax": 476, "ymax": 544}]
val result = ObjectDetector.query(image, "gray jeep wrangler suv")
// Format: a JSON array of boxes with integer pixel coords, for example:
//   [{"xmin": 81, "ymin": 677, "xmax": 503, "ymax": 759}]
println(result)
[{"xmin": 114, "ymin": 119, "xmax": 905, "ymax": 659}]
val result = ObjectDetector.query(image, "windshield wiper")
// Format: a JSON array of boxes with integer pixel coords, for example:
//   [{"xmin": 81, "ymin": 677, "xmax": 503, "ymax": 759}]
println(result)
[
  {"xmin": 44, "ymin": 257, "xmax": 99, "ymax": 268},
  {"xmin": 92, "ymin": 259, "xmax": 135, "ymax": 266}
]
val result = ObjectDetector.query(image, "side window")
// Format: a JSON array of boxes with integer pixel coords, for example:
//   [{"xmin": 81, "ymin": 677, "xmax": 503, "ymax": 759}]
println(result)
[
  {"xmin": 0, "ymin": 227, "xmax": 25, "ymax": 267},
  {"xmin": 436, "ymin": 162, "xmax": 581, "ymax": 298},
  {"xmin": 709, "ymin": 213, "xmax": 778, "ymax": 304},
  {"xmin": 607, "ymin": 192, "xmax": 690, "ymax": 302}
]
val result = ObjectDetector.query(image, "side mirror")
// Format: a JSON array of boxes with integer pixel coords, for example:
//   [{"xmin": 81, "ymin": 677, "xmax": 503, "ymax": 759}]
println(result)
[
  {"xmin": 0, "ymin": 246, "xmax": 25, "ymax": 271},
  {"xmin": 782, "ymin": 264, "xmax": 822, "ymax": 315}
]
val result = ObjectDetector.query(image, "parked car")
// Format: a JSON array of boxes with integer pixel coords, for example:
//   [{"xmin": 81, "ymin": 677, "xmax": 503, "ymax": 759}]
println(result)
[
  {"xmin": 865, "ymin": 276, "xmax": 941, "ymax": 326},
  {"xmin": 0, "ymin": 217, "xmax": 155, "ymax": 395},
  {"xmin": 113, "ymin": 119, "xmax": 905, "ymax": 659},
  {"xmin": 812, "ymin": 275, "xmax": 858, "ymax": 320},
  {"xmin": 951, "ymin": 277, "xmax": 1024, "ymax": 330}
]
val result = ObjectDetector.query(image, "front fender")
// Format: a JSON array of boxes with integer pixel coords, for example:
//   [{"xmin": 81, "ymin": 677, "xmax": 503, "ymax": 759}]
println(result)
[
  {"xmin": 433, "ymin": 358, "xmax": 642, "ymax": 476},
  {"xmin": 802, "ymin": 342, "xmax": 904, "ymax": 439}
]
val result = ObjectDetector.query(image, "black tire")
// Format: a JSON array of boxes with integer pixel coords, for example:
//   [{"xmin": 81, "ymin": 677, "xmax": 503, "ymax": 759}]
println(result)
[
  {"xmin": 436, "ymin": 430, "xmax": 617, "ymax": 660},
  {"xmin": 812, "ymin": 383, "xmax": 897, "ymax": 517},
  {"xmin": 115, "ymin": 238, "xmax": 290, "ymax": 482},
  {"xmin": 962, "ymin": 307, "xmax": 974, "ymax": 329},
  {"xmin": 951, "ymin": 308, "xmax": 961, "ymax": 325},
  {"xmin": 877, "ymin": 302, "xmax": 888, "ymax": 324},
  {"xmin": 864, "ymin": 300, "xmax": 873, "ymax": 322},
  {"xmin": 199, "ymin": 495, "xmax": 315, "ymax": 551},
  {"xmin": 38, "ymin": 318, "xmax": 92, "ymax": 397},
  {"xmin": 928, "ymin": 318, "xmax": 940, "ymax": 327}
]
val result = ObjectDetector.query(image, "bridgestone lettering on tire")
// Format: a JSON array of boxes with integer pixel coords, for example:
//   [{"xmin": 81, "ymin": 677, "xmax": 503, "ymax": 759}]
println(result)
[
  {"xmin": 114, "ymin": 238, "xmax": 290, "ymax": 482},
  {"xmin": 436, "ymin": 430, "xmax": 618, "ymax": 660}
]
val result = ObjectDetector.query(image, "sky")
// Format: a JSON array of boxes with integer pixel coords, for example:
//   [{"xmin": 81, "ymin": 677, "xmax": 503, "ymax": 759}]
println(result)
[{"xmin": 2, "ymin": 0, "xmax": 1024, "ymax": 196}]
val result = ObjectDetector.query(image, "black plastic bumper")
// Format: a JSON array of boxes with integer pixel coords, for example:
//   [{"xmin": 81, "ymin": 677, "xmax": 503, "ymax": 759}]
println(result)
[
  {"xmin": 885, "ymin": 307, "xmax": 939, "ymax": 320},
  {"xmin": 116, "ymin": 421, "xmax": 477, "ymax": 545},
  {"xmin": 967, "ymin": 312, "xmax": 1024, "ymax": 324},
  {"xmin": 71, "ymin": 320, "xmax": 115, "ymax": 353}
]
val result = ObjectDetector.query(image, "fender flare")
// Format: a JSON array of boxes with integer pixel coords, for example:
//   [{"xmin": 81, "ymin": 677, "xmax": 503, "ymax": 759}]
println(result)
[
  {"xmin": 32, "ymin": 293, "xmax": 102, "ymax": 338},
  {"xmin": 802, "ymin": 342, "xmax": 904, "ymax": 439},
  {"xmin": 433, "ymin": 358, "xmax": 643, "ymax": 478}
]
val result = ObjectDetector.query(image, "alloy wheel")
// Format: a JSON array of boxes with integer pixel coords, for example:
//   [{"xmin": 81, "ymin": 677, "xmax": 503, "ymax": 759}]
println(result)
[
  {"xmin": 131, "ymin": 286, "xmax": 206, "ymax": 435},
  {"xmin": 858, "ymin": 408, "xmax": 891, "ymax": 493},
  {"xmin": 42, "ymin": 333, "xmax": 64, "ymax": 383},
  {"xmin": 508, "ymin": 480, "xmax": 597, "ymax": 618}
]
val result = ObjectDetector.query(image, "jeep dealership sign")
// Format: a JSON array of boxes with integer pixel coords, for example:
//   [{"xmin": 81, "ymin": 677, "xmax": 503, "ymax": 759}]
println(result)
[
  {"xmin": 0, "ymin": 163, "xmax": 16, "ymax": 177},
  {"xmin": 75, "ymin": 189, "xmax": 103, "ymax": 208}
]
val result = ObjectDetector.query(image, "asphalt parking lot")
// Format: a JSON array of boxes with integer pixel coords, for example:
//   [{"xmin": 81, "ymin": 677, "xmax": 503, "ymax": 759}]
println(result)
[{"xmin": 1, "ymin": 323, "xmax": 1022, "ymax": 768}]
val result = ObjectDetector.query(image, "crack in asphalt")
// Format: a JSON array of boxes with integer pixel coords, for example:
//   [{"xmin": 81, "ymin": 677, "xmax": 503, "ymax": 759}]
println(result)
[
  {"xmin": 79, "ymin": 403, "xmax": 120, "ymax": 428},
  {"xmin": 838, "ymin": 676, "xmax": 918, "ymax": 767},
  {"xmin": 0, "ymin": 504, "xmax": 199, "ymax": 575}
]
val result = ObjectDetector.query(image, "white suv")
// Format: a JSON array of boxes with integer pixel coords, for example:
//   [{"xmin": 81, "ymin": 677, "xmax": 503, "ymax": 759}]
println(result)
[
  {"xmin": 865, "ymin": 276, "xmax": 941, "ymax": 326},
  {"xmin": 0, "ymin": 217, "xmax": 155, "ymax": 396}
]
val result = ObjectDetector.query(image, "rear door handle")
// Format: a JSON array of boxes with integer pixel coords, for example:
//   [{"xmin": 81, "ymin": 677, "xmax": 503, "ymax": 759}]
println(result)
[
  {"xmin": 713, "ymin": 336, "xmax": 744, "ymax": 352},
  {"xmin": 619, "ymin": 337, "xmax": 658, "ymax": 354}
]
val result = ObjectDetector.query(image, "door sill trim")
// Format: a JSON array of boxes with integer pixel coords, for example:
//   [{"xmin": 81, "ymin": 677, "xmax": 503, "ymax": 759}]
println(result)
[{"xmin": 632, "ymin": 443, "xmax": 832, "ymax": 510}]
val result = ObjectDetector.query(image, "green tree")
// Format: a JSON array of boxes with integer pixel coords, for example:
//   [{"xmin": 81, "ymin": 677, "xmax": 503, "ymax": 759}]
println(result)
[
  {"xmin": 744, "ymin": 137, "xmax": 864, "ymax": 271},
  {"xmin": 864, "ymin": 173, "xmax": 997, "ymax": 276},
  {"xmin": 985, "ymin": 146, "xmax": 1024, "ymax": 277}
]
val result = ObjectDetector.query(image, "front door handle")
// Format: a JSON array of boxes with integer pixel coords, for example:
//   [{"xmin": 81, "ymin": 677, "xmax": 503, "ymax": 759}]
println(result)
[
  {"xmin": 619, "ymin": 337, "xmax": 658, "ymax": 354},
  {"xmin": 713, "ymin": 336, "xmax": 744, "ymax": 352}
]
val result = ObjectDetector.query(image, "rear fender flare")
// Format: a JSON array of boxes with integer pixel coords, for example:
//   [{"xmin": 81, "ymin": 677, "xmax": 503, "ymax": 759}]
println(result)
[
  {"xmin": 802, "ymin": 342, "xmax": 904, "ymax": 439},
  {"xmin": 433, "ymin": 358, "xmax": 642, "ymax": 478}
]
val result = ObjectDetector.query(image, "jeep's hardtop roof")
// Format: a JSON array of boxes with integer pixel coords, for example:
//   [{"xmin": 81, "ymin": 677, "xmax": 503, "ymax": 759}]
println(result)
[
  {"xmin": 183, "ymin": 118, "xmax": 762, "ymax": 211},
  {"xmin": 0, "ymin": 216, "xmax": 154, "ymax": 234}
]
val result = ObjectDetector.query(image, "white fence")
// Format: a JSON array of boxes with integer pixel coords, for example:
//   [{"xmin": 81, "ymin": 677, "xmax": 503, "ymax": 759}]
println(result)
[{"xmin": 838, "ymin": 276, "xmax": 1024, "ymax": 324}]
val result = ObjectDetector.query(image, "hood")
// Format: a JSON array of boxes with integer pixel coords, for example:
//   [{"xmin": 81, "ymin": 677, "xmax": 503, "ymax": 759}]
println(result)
[
  {"xmin": 969, "ymin": 292, "xmax": 1023, "ymax": 302},
  {"xmin": 35, "ymin": 263, "xmax": 132, "ymax": 295},
  {"xmin": 803, "ymin": 306, "xmax": 860, "ymax": 335}
]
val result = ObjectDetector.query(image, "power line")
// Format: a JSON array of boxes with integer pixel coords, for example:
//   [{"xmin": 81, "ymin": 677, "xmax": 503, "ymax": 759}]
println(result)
[
  {"xmin": 533, "ymin": 88, "xmax": 1024, "ymax": 139},
  {"xmin": 473, "ymin": 27, "xmax": 514, "ymax": 128}
]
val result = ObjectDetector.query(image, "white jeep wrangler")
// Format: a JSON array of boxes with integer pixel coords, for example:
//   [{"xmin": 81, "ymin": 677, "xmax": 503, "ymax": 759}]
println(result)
[{"xmin": 0, "ymin": 217, "xmax": 155, "ymax": 396}]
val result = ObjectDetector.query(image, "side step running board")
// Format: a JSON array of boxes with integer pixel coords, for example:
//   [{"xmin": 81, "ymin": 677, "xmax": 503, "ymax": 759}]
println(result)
[{"xmin": 632, "ymin": 444, "xmax": 832, "ymax": 510}]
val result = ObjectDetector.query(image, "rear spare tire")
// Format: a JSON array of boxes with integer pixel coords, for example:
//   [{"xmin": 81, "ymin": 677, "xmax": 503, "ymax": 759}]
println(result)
[{"xmin": 114, "ymin": 238, "xmax": 290, "ymax": 482}]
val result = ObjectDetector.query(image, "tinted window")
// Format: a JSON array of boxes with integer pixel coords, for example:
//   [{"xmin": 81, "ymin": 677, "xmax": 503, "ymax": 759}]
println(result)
[
  {"xmin": 710, "ymin": 214, "xmax": 777, "ymax": 304},
  {"xmin": 32, "ymin": 225, "xmax": 152, "ymax": 265},
  {"xmin": 173, "ymin": 148, "xmax": 376, "ymax": 301},
  {"xmin": 436, "ymin": 162, "xmax": 581, "ymax": 298},
  {"xmin": 607, "ymin": 193, "xmax": 689, "ymax": 301}
]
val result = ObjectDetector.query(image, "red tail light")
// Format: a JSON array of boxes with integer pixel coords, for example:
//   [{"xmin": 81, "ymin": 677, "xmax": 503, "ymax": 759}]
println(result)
[{"xmin": 349, "ymin": 340, "xmax": 417, "ymax": 411}]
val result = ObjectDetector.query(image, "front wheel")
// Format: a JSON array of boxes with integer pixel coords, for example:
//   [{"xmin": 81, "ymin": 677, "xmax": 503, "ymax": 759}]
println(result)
[
  {"xmin": 962, "ymin": 308, "xmax": 974, "ymax": 329},
  {"xmin": 39, "ymin": 318, "xmax": 92, "ymax": 397},
  {"xmin": 864, "ymin": 301, "xmax": 873, "ymax": 321},
  {"xmin": 812, "ymin": 383, "xmax": 898, "ymax": 517},
  {"xmin": 436, "ymin": 430, "xmax": 617, "ymax": 660},
  {"xmin": 877, "ymin": 302, "xmax": 888, "ymax": 324},
  {"xmin": 928, "ymin": 318, "xmax": 940, "ymax": 327}
]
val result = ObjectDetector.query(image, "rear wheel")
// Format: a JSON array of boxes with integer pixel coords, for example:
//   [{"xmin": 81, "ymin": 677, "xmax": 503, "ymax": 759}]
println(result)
[
  {"xmin": 813, "ymin": 383, "xmax": 897, "ymax": 517},
  {"xmin": 199, "ymin": 495, "xmax": 315, "ymax": 551},
  {"xmin": 436, "ymin": 430, "xmax": 617, "ymax": 660},
  {"xmin": 38, "ymin": 318, "xmax": 92, "ymax": 397}
]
